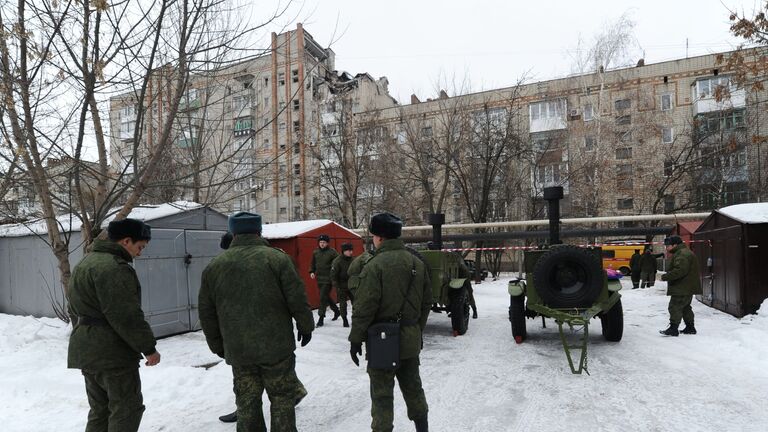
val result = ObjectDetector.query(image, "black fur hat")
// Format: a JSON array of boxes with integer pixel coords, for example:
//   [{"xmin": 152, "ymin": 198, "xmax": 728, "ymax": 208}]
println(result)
[
  {"xmin": 664, "ymin": 235, "xmax": 683, "ymax": 246},
  {"xmin": 318, "ymin": 234, "xmax": 330, "ymax": 242},
  {"xmin": 220, "ymin": 232, "xmax": 233, "ymax": 250},
  {"xmin": 108, "ymin": 218, "xmax": 152, "ymax": 241},
  {"xmin": 368, "ymin": 212, "xmax": 403, "ymax": 239},
  {"xmin": 341, "ymin": 242, "xmax": 354, "ymax": 252}
]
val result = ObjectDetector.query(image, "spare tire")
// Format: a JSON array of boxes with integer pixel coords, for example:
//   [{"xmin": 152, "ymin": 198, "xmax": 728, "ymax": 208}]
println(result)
[{"xmin": 533, "ymin": 245, "xmax": 603, "ymax": 308}]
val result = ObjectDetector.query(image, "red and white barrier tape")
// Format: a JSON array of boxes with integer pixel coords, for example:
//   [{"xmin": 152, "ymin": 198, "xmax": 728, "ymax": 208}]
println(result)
[{"xmin": 441, "ymin": 239, "xmax": 711, "ymax": 253}]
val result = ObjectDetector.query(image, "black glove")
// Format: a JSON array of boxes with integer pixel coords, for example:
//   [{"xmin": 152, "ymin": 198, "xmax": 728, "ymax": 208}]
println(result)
[
  {"xmin": 350, "ymin": 342, "xmax": 362, "ymax": 366},
  {"xmin": 297, "ymin": 332, "xmax": 312, "ymax": 347}
]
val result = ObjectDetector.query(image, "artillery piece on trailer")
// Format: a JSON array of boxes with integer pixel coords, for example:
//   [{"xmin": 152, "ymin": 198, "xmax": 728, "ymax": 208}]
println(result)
[{"xmin": 508, "ymin": 186, "xmax": 624, "ymax": 374}]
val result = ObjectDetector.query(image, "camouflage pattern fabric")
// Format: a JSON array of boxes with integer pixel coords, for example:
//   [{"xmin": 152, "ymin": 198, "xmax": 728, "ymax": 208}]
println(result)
[
  {"xmin": 317, "ymin": 281, "xmax": 340, "ymax": 318},
  {"xmin": 199, "ymin": 234, "xmax": 314, "ymax": 367},
  {"xmin": 331, "ymin": 254, "xmax": 354, "ymax": 316},
  {"xmin": 310, "ymin": 247, "xmax": 338, "ymax": 284},
  {"xmin": 640, "ymin": 271, "xmax": 656, "ymax": 288},
  {"xmin": 661, "ymin": 243, "xmax": 703, "ymax": 296},
  {"xmin": 82, "ymin": 368, "xmax": 144, "ymax": 432},
  {"xmin": 668, "ymin": 294, "xmax": 694, "ymax": 326},
  {"xmin": 67, "ymin": 239, "xmax": 157, "ymax": 371},
  {"xmin": 233, "ymin": 355, "xmax": 299, "ymax": 432},
  {"xmin": 347, "ymin": 251, "xmax": 373, "ymax": 297},
  {"xmin": 367, "ymin": 358, "xmax": 428, "ymax": 432}
]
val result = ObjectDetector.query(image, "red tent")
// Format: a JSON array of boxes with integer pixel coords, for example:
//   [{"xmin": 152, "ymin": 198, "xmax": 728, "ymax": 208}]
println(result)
[{"xmin": 262, "ymin": 219, "xmax": 364, "ymax": 309}]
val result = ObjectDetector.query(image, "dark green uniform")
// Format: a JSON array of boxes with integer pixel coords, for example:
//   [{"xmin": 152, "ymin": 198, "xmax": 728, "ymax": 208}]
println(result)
[
  {"xmin": 661, "ymin": 243, "xmax": 702, "ymax": 327},
  {"xmin": 629, "ymin": 251, "xmax": 642, "ymax": 288},
  {"xmin": 311, "ymin": 246, "xmax": 340, "ymax": 317},
  {"xmin": 330, "ymin": 254, "xmax": 354, "ymax": 318},
  {"xmin": 67, "ymin": 239, "xmax": 157, "ymax": 432},
  {"xmin": 348, "ymin": 251, "xmax": 373, "ymax": 298},
  {"xmin": 639, "ymin": 251, "xmax": 658, "ymax": 288},
  {"xmin": 199, "ymin": 234, "xmax": 314, "ymax": 432},
  {"xmin": 349, "ymin": 239, "xmax": 432, "ymax": 432}
]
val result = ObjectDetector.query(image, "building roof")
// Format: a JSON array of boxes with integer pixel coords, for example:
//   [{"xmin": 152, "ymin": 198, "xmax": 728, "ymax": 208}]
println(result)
[
  {"xmin": 677, "ymin": 221, "xmax": 703, "ymax": 235},
  {"xmin": 261, "ymin": 219, "xmax": 359, "ymax": 240},
  {"xmin": 717, "ymin": 203, "xmax": 768, "ymax": 224},
  {"xmin": 0, "ymin": 201, "xmax": 203, "ymax": 237}
]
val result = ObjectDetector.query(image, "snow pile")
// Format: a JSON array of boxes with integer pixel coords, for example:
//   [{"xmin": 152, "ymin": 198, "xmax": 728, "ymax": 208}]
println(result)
[
  {"xmin": 1, "ymin": 278, "xmax": 767, "ymax": 431},
  {"xmin": 718, "ymin": 202, "xmax": 768, "ymax": 224}
]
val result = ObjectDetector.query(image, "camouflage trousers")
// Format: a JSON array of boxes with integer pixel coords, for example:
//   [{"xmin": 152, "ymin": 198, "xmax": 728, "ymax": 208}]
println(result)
[
  {"xmin": 233, "ymin": 355, "xmax": 300, "ymax": 432},
  {"xmin": 318, "ymin": 281, "xmax": 340, "ymax": 317},
  {"xmin": 337, "ymin": 287, "xmax": 353, "ymax": 317},
  {"xmin": 367, "ymin": 357, "xmax": 428, "ymax": 432},
  {"xmin": 640, "ymin": 271, "xmax": 656, "ymax": 288},
  {"xmin": 82, "ymin": 368, "xmax": 145, "ymax": 432},
  {"xmin": 668, "ymin": 294, "xmax": 694, "ymax": 326}
]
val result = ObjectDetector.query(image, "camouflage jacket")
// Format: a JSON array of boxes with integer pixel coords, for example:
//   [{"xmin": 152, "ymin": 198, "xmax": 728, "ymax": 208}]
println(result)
[
  {"xmin": 661, "ymin": 244, "xmax": 702, "ymax": 296},
  {"xmin": 330, "ymin": 254, "xmax": 353, "ymax": 290},
  {"xmin": 349, "ymin": 239, "xmax": 431, "ymax": 359},
  {"xmin": 347, "ymin": 251, "xmax": 373, "ymax": 296},
  {"xmin": 199, "ymin": 234, "xmax": 314, "ymax": 367},
  {"xmin": 310, "ymin": 247, "xmax": 338, "ymax": 284},
  {"xmin": 67, "ymin": 239, "xmax": 156, "ymax": 371}
]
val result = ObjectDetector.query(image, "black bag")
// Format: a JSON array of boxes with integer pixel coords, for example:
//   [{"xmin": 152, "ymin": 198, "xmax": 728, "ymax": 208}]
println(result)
[
  {"xmin": 365, "ymin": 257, "xmax": 417, "ymax": 370},
  {"xmin": 366, "ymin": 322, "xmax": 401, "ymax": 370}
]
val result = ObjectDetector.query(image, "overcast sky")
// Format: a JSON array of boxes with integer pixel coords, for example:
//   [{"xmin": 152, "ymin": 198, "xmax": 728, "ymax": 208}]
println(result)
[{"xmin": 254, "ymin": 0, "xmax": 761, "ymax": 104}]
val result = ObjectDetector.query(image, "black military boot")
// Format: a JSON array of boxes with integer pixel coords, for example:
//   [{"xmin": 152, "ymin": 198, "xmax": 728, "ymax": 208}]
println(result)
[
  {"xmin": 414, "ymin": 415, "xmax": 428, "ymax": 432},
  {"xmin": 331, "ymin": 308, "xmax": 341, "ymax": 321},
  {"xmin": 659, "ymin": 324, "xmax": 679, "ymax": 336},
  {"xmin": 342, "ymin": 315, "xmax": 349, "ymax": 327},
  {"xmin": 316, "ymin": 316, "xmax": 324, "ymax": 327},
  {"xmin": 681, "ymin": 324, "xmax": 697, "ymax": 335},
  {"xmin": 218, "ymin": 411, "xmax": 237, "ymax": 423}
]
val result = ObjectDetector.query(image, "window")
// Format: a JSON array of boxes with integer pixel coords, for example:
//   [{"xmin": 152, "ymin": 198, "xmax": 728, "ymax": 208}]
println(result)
[
  {"xmin": 292, "ymin": 69, "xmax": 299, "ymax": 83},
  {"xmin": 616, "ymin": 147, "xmax": 632, "ymax": 160},
  {"xmin": 232, "ymin": 95, "xmax": 249, "ymax": 113},
  {"xmin": 695, "ymin": 76, "xmax": 731, "ymax": 99},
  {"xmin": 529, "ymin": 99, "xmax": 566, "ymax": 121},
  {"xmin": 279, "ymin": 122, "xmax": 286, "ymax": 131},
  {"xmin": 662, "ymin": 127, "xmax": 674, "ymax": 144},
  {"xmin": 278, "ymin": 72, "xmax": 285, "ymax": 86},
  {"xmin": 617, "ymin": 198, "xmax": 634, "ymax": 210},
  {"xmin": 264, "ymin": 77, "xmax": 269, "ymax": 86},
  {"xmin": 293, "ymin": 99, "xmax": 300, "ymax": 111},
  {"xmin": 279, "ymin": 101, "xmax": 286, "ymax": 111},
  {"xmin": 421, "ymin": 126, "xmax": 433, "ymax": 138},
  {"xmin": 279, "ymin": 207, "xmax": 287, "ymax": 215},
  {"xmin": 583, "ymin": 103, "xmax": 594, "ymax": 121},
  {"xmin": 697, "ymin": 110, "xmax": 745, "ymax": 136},
  {"xmin": 293, "ymin": 163, "xmax": 301, "ymax": 175},
  {"xmin": 233, "ymin": 117, "xmax": 254, "ymax": 135},
  {"xmin": 617, "ymin": 177, "xmax": 633, "ymax": 190},
  {"xmin": 263, "ymin": 137, "xmax": 270, "ymax": 149},
  {"xmin": 278, "ymin": 164, "xmax": 286, "ymax": 174},
  {"xmin": 661, "ymin": 94, "xmax": 673, "ymax": 111},
  {"xmin": 664, "ymin": 195, "xmax": 675, "ymax": 213},
  {"xmin": 664, "ymin": 159, "xmax": 674, "ymax": 177},
  {"xmin": 293, "ymin": 120, "xmax": 300, "ymax": 133},
  {"xmin": 601, "ymin": 250, "xmax": 616, "ymax": 259},
  {"xmin": 264, "ymin": 96, "xmax": 270, "ymax": 107},
  {"xmin": 293, "ymin": 142, "xmax": 300, "ymax": 153},
  {"xmin": 119, "ymin": 105, "xmax": 136, "ymax": 139},
  {"xmin": 616, "ymin": 115, "xmax": 631, "ymax": 125},
  {"xmin": 614, "ymin": 99, "xmax": 631, "ymax": 111},
  {"xmin": 616, "ymin": 164, "xmax": 632, "ymax": 177},
  {"xmin": 585, "ymin": 136, "xmax": 596, "ymax": 151}
]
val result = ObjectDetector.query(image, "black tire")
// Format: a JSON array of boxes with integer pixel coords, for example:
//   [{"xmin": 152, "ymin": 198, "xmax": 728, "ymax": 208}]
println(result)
[
  {"xmin": 533, "ymin": 245, "xmax": 603, "ymax": 308},
  {"xmin": 509, "ymin": 295, "xmax": 527, "ymax": 342},
  {"xmin": 600, "ymin": 298, "xmax": 624, "ymax": 342},
  {"xmin": 618, "ymin": 266, "xmax": 630, "ymax": 276},
  {"xmin": 450, "ymin": 283, "xmax": 470, "ymax": 335}
]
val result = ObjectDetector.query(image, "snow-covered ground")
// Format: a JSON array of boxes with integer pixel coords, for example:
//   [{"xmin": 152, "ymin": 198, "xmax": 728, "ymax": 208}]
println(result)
[{"xmin": 1, "ymin": 277, "xmax": 767, "ymax": 431}]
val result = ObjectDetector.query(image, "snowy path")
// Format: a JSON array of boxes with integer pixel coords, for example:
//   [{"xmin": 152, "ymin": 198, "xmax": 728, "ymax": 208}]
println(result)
[{"xmin": 1, "ymin": 277, "xmax": 766, "ymax": 431}]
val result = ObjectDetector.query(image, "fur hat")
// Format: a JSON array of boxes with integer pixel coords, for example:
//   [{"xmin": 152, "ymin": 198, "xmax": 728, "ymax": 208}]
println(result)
[
  {"xmin": 228, "ymin": 212, "xmax": 262, "ymax": 235},
  {"xmin": 220, "ymin": 232, "xmax": 233, "ymax": 250},
  {"xmin": 369, "ymin": 212, "xmax": 403, "ymax": 239},
  {"xmin": 664, "ymin": 235, "xmax": 683, "ymax": 246},
  {"xmin": 318, "ymin": 234, "xmax": 330, "ymax": 242},
  {"xmin": 341, "ymin": 242, "xmax": 354, "ymax": 252},
  {"xmin": 108, "ymin": 218, "xmax": 152, "ymax": 242}
]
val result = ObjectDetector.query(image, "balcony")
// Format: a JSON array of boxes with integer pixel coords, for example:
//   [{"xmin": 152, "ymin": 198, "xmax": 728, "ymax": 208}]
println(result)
[
  {"xmin": 691, "ymin": 77, "xmax": 746, "ymax": 116},
  {"xmin": 234, "ymin": 117, "xmax": 254, "ymax": 137},
  {"xmin": 529, "ymin": 99, "xmax": 567, "ymax": 133}
]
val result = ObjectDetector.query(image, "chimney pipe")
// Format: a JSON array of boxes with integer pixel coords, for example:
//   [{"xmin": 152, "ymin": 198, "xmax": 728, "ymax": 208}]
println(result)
[
  {"xmin": 543, "ymin": 186, "xmax": 564, "ymax": 245},
  {"xmin": 428, "ymin": 213, "xmax": 445, "ymax": 250}
]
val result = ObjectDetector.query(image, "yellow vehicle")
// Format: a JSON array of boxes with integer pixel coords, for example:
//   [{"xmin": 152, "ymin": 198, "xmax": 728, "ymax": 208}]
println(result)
[{"xmin": 600, "ymin": 244, "xmax": 643, "ymax": 276}]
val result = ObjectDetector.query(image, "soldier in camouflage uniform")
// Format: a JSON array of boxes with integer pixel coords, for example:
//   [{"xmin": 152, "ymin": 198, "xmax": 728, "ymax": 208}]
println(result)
[
  {"xmin": 199, "ymin": 212, "xmax": 315, "ymax": 432},
  {"xmin": 67, "ymin": 218, "xmax": 160, "ymax": 432},
  {"xmin": 349, "ymin": 212, "xmax": 431, "ymax": 432},
  {"xmin": 629, "ymin": 249, "xmax": 642, "ymax": 289},
  {"xmin": 330, "ymin": 242, "xmax": 356, "ymax": 327},
  {"xmin": 310, "ymin": 234, "xmax": 340, "ymax": 326},
  {"xmin": 659, "ymin": 235, "xmax": 702, "ymax": 336},
  {"xmin": 639, "ymin": 248, "xmax": 659, "ymax": 288},
  {"xmin": 215, "ymin": 232, "xmax": 308, "ymax": 424},
  {"xmin": 348, "ymin": 249, "xmax": 373, "ymax": 298}
]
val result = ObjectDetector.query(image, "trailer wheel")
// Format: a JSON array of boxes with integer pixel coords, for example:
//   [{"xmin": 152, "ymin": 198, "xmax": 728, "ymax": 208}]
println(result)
[
  {"xmin": 450, "ymin": 284, "xmax": 470, "ymax": 335},
  {"xmin": 533, "ymin": 245, "xmax": 603, "ymax": 308},
  {"xmin": 618, "ymin": 266, "xmax": 630, "ymax": 276},
  {"xmin": 600, "ymin": 298, "xmax": 624, "ymax": 342},
  {"xmin": 509, "ymin": 295, "xmax": 527, "ymax": 343}
]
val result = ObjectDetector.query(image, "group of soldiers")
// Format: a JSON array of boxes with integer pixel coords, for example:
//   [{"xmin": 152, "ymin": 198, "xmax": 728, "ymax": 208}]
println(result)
[
  {"xmin": 628, "ymin": 248, "xmax": 661, "ymax": 289},
  {"xmin": 67, "ymin": 211, "xmax": 430, "ymax": 432},
  {"xmin": 65, "ymin": 211, "xmax": 702, "ymax": 432}
]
